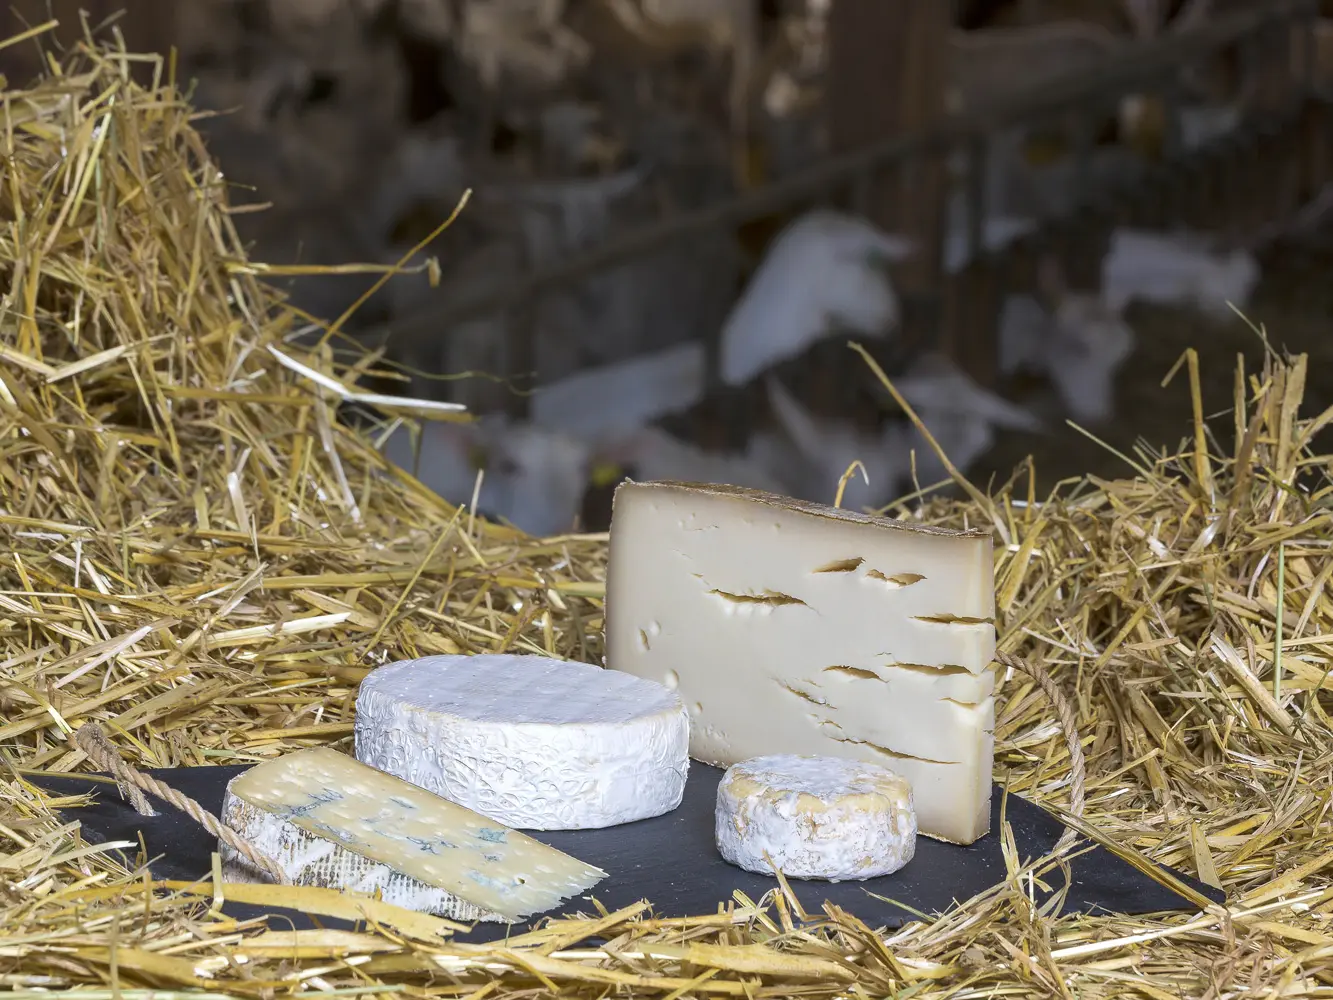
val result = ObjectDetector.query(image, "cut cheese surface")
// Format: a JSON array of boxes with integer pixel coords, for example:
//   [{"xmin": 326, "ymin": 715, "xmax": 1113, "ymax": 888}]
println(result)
[
  {"xmin": 716, "ymin": 754, "xmax": 917, "ymax": 881},
  {"xmin": 225, "ymin": 747, "xmax": 606, "ymax": 921},
  {"xmin": 355, "ymin": 654, "xmax": 689, "ymax": 830},
  {"xmin": 220, "ymin": 780, "xmax": 505, "ymax": 921},
  {"xmin": 606, "ymin": 480, "xmax": 996, "ymax": 845}
]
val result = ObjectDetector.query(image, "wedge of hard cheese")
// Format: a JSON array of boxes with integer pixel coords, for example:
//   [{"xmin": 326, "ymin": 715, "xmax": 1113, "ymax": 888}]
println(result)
[
  {"xmin": 605, "ymin": 480, "xmax": 996, "ymax": 845},
  {"xmin": 219, "ymin": 747, "xmax": 606, "ymax": 921}
]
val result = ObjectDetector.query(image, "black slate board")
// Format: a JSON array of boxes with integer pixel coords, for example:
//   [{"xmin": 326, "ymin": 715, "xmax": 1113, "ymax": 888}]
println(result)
[{"xmin": 34, "ymin": 765, "xmax": 1223, "ymax": 941}]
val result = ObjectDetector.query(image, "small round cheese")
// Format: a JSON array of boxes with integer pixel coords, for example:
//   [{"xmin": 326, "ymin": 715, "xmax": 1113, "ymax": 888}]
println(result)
[
  {"xmin": 355, "ymin": 653, "xmax": 689, "ymax": 830},
  {"xmin": 715, "ymin": 754, "xmax": 917, "ymax": 881}
]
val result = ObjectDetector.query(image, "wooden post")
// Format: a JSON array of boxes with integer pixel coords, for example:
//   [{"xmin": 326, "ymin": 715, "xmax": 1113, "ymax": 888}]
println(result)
[{"xmin": 827, "ymin": 0, "xmax": 952, "ymax": 362}]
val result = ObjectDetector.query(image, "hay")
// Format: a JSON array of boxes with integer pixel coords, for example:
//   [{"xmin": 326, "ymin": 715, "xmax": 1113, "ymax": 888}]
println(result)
[{"xmin": 3, "ymin": 27, "xmax": 1333, "ymax": 1000}]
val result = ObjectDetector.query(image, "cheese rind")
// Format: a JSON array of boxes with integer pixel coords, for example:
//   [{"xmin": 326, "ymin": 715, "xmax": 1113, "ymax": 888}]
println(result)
[
  {"xmin": 223, "ymin": 747, "xmax": 606, "ymax": 921},
  {"xmin": 715, "ymin": 755, "xmax": 917, "ymax": 880},
  {"xmin": 219, "ymin": 779, "xmax": 505, "ymax": 921},
  {"xmin": 606, "ymin": 480, "xmax": 996, "ymax": 845},
  {"xmin": 355, "ymin": 654, "xmax": 690, "ymax": 830}
]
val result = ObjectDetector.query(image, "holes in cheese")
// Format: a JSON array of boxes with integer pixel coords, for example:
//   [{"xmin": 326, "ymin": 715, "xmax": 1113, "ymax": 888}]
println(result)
[
  {"xmin": 823, "ymin": 661, "xmax": 979, "ymax": 680},
  {"xmin": 707, "ymin": 588, "xmax": 808, "ymax": 608},
  {"xmin": 811, "ymin": 559, "xmax": 926, "ymax": 589},
  {"xmin": 813, "ymin": 557, "xmax": 864, "ymax": 573},
  {"xmin": 826, "ymin": 732, "xmax": 961, "ymax": 768},
  {"xmin": 913, "ymin": 613, "xmax": 995, "ymax": 626},
  {"xmin": 823, "ymin": 665, "xmax": 879, "ymax": 680},
  {"xmin": 866, "ymin": 570, "xmax": 926, "ymax": 588},
  {"xmin": 780, "ymin": 682, "xmax": 826, "ymax": 706}
]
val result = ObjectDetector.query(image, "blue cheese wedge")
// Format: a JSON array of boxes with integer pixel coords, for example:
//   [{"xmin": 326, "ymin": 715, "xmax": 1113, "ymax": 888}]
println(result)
[
  {"xmin": 606, "ymin": 480, "xmax": 996, "ymax": 845},
  {"xmin": 218, "ymin": 747, "xmax": 605, "ymax": 922},
  {"xmin": 220, "ymin": 779, "xmax": 504, "ymax": 921},
  {"xmin": 355, "ymin": 654, "xmax": 689, "ymax": 830}
]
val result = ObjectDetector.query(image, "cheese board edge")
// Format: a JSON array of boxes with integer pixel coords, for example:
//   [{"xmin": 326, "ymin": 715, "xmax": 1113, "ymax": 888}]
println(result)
[{"xmin": 30, "ymin": 763, "xmax": 1225, "ymax": 942}]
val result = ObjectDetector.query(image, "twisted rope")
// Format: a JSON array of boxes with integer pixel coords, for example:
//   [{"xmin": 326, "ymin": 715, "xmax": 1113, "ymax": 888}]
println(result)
[
  {"xmin": 994, "ymin": 651, "xmax": 1087, "ymax": 855},
  {"xmin": 73, "ymin": 722, "xmax": 290, "ymax": 884}
]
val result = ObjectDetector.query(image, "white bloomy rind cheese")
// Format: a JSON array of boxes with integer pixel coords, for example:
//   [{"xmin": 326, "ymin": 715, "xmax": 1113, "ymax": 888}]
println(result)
[
  {"xmin": 606, "ymin": 480, "xmax": 996, "ymax": 845},
  {"xmin": 355, "ymin": 654, "xmax": 690, "ymax": 830},
  {"xmin": 218, "ymin": 747, "xmax": 606, "ymax": 922},
  {"xmin": 716, "ymin": 755, "xmax": 917, "ymax": 880}
]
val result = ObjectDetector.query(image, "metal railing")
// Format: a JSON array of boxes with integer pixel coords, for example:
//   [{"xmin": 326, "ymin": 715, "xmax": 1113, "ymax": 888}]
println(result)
[{"xmin": 364, "ymin": 0, "xmax": 1327, "ymax": 427}]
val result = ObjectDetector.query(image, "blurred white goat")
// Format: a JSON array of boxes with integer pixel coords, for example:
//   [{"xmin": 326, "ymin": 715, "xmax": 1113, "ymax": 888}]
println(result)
[
  {"xmin": 881, "ymin": 352, "xmax": 1046, "ymax": 491},
  {"xmin": 999, "ymin": 258, "xmax": 1136, "ymax": 425},
  {"xmin": 761, "ymin": 377, "xmax": 891, "ymax": 510},
  {"xmin": 381, "ymin": 153, "xmax": 730, "ymax": 410},
  {"xmin": 592, "ymin": 424, "xmax": 793, "ymax": 495},
  {"xmin": 764, "ymin": 355, "xmax": 1043, "ymax": 511},
  {"xmin": 573, "ymin": 344, "xmax": 1042, "ymax": 512},
  {"xmin": 379, "ymin": 417, "xmax": 592, "ymax": 538},
  {"xmin": 1101, "ymin": 228, "xmax": 1259, "ymax": 322},
  {"xmin": 943, "ymin": 205, "xmax": 1038, "ymax": 274},
  {"xmin": 719, "ymin": 210, "xmax": 913, "ymax": 387},
  {"xmin": 531, "ymin": 341, "xmax": 706, "ymax": 439}
]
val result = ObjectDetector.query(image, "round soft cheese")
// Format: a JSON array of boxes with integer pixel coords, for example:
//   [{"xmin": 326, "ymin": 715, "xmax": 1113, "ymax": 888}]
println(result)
[
  {"xmin": 218, "ymin": 778, "xmax": 505, "ymax": 921},
  {"xmin": 354, "ymin": 653, "xmax": 690, "ymax": 830},
  {"xmin": 715, "ymin": 754, "xmax": 917, "ymax": 881}
]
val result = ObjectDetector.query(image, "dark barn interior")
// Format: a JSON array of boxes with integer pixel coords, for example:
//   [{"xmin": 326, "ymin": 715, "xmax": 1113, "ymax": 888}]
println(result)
[{"xmin": 3, "ymin": 0, "xmax": 1331, "ymax": 531}]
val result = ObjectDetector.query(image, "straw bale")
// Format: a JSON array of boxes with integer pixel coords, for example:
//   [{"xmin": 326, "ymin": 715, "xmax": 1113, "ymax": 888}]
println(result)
[{"xmin": 4, "ymin": 27, "xmax": 1333, "ymax": 1000}]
